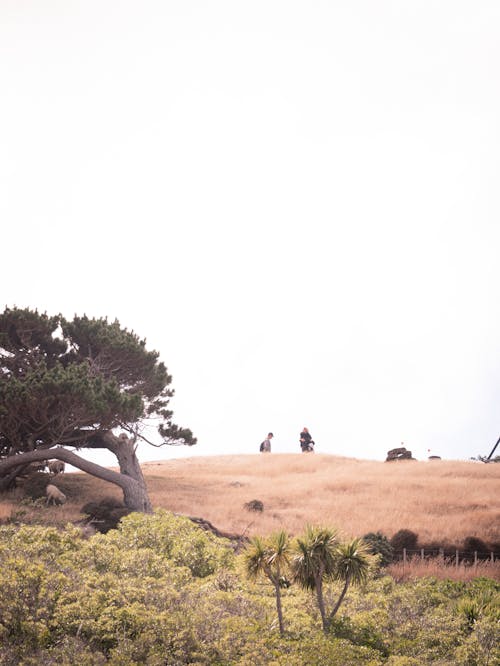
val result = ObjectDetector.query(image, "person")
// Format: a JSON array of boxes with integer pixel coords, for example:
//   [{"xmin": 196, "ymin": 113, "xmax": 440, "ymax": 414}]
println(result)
[
  {"xmin": 260, "ymin": 432, "xmax": 273, "ymax": 453},
  {"xmin": 300, "ymin": 427, "xmax": 315, "ymax": 452}
]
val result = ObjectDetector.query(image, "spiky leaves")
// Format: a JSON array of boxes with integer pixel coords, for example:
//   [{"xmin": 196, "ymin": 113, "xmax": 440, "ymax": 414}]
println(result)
[
  {"xmin": 244, "ymin": 530, "xmax": 292, "ymax": 635},
  {"xmin": 328, "ymin": 538, "xmax": 370, "ymax": 623},
  {"xmin": 291, "ymin": 527, "xmax": 371, "ymax": 632},
  {"xmin": 291, "ymin": 526, "xmax": 339, "ymax": 631}
]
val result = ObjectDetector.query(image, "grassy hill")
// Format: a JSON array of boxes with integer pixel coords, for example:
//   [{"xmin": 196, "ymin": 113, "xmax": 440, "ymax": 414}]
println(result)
[{"xmin": 2, "ymin": 453, "xmax": 499, "ymax": 551}]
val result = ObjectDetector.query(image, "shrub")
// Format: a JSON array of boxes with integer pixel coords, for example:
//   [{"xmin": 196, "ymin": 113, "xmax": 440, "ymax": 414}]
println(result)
[
  {"xmin": 390, "ymin": 529, "xmax": 418, "ymax": 552},
  {"xmin": 107, "ymin": 509, "xmax": 235, "ymax": 577},
  {"xmin": 244, "ymin": 499, "xmax": 264, "ymax": 512},
  {"xmin": 330, "ymin": 612, "xmax": 389, "ymax": 656},
  {"xmin": 81, "ymin": 497, "xmax": 130, "ymax": 533},
  {"xmin": 363, "ymin": 532, "xmax": 394, "ymax": 565},
  {"xmin": 463, "ymin": 536, "xmax": 489, "ymax": 555}
]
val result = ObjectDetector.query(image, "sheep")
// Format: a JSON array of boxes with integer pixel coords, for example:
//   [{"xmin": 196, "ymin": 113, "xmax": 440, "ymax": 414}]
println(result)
[
  {"xmin": 48, "ymin": 460, "xmax": 65, "ymax": 475},
  {"xmin": 46, "ymin": 484, "xmax": 67, "ymax": 505}
]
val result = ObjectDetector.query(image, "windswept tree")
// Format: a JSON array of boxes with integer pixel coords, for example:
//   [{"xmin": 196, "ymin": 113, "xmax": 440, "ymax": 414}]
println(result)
[
  {"xmin": 244, "ymin": 530, "xmax": 292, "ymax": 635},
  {"xmin": 0, "ymin": 307, "xmax": 195, "ymax": 511},
  {"xmin": 291, "ymin": 526, "xmax": 370, "ymax": 633}
]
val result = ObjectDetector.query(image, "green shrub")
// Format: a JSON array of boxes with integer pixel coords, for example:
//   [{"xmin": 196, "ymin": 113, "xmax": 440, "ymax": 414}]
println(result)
[
  {"xmin": 330, "ymin": 611, "xmax": 389, "ymax": 656},
  {"xmin": 0, "ymin": 513, "xmax": 498, "ymax": 664},
  {"xmin": 454, "ymin": 616, "xmax": 500, "ymax": 665},
  {"xmin": 363, "ymin": 532, "xmax": 394, "ymax": 565},
  {"xmin": 107, "ymin": 509, "xmax": 235, "ymax": 577}
]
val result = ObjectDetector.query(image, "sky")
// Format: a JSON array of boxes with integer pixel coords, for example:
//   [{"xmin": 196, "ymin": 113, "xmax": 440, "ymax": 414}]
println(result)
[{"xmin": 1, "ymin": 1, "xmax": 499, "ymax": 467}]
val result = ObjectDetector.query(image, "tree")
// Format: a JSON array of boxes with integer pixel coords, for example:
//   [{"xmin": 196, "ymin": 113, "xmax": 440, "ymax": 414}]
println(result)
[
  {"xmin": 291, "ymin": 526, "xmax": 370, "ymax": 633},
  {"xmin": 291, "ymin": 525, "xmax": 338, "ymax": 632},
  {"xmin": 243, "ymin": 530, "xmax": 292, "ymax": 635},
  {"xmin": 328, "ymin": 538, "xmax": 370, "ymax": 621},
  {"xmin": 0, "ymin": 307, "xmax": 195, "ymax": 511}
]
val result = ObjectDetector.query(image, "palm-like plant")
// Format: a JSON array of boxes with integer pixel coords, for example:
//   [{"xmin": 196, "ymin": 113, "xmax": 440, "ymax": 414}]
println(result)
[
  {"xmin": 291, "ymin": 526, "xmax": 339, "ymax": 631},
  {"xmin": 292, "ymin": 527, "xmax": 371, "ymax": 632},
  {"xmin": 328, "ymin": 537, "xmax": 370, "ymax": 623},
  {"xmin": 243, "ymin": 530, "xmax": 292, "ymax": 635}
]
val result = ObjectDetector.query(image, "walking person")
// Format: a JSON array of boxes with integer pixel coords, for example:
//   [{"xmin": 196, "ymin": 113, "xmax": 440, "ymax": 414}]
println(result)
[
  {"xmin": 260, "ymin": 432, "xmax": 273, "ymax": 453},
  {"xmin": 299, "ymin": 427, "xmax": 315, "ymax": 452}
]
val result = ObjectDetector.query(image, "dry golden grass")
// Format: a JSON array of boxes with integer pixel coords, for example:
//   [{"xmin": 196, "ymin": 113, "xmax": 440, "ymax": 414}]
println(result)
[
  {"xmin": 1, "ymin": 472, "xmax": 122, "ymax": 527},
  {"xmin": 388, "ymin": 557, "xmax": 500, "ymax": 582},
  {"xmin": 2, "ymin": 454, "xmax": 499, "ymax": 551},
  {"xmin": 143, "ymin": 454, "xmax": 500, "ymax": 547}
]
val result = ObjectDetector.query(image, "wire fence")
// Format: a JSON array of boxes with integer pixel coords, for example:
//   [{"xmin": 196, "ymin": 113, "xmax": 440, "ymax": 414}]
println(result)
[{"xmin": 395, "ymin": 548, "xmax": 497, "ymax": 566}]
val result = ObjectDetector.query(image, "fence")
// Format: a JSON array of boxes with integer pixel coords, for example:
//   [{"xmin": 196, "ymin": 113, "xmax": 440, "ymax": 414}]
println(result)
[{"xmin": 396, "ymin": 548, "xmax": 496, "ymax": 567}]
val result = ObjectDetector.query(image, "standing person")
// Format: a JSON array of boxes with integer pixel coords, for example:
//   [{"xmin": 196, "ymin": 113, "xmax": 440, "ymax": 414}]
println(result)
[
  {"xmin": 300, "ymin": 427, "xmax": 315, "ymax": 452},
  {"xmin": 260, "ymin": 432, "xmax": 273, "ymax": 453}
]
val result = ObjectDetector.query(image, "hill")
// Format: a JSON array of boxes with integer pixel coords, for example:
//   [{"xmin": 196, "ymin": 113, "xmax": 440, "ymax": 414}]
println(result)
[{"xmin": 2, "ymin": 453, "xmax": 499, "ymax": 551}]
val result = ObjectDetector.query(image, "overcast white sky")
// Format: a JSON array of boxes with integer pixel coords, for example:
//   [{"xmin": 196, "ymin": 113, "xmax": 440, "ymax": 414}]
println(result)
[{"xmin": 1, "ymin": 1, "xmax": 499, "ymax": 466}]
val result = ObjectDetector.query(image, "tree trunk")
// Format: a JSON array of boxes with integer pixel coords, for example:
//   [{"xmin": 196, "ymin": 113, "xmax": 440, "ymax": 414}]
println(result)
[
  {"xmin": 102, "ymin": 433, "xmax": 152, "ymax": 512},
  {"xmin": 273, "ymin": 566, "xmax": 285, "ymax": 636},
  {"xmin": 0, "ymin": 465, "xmax": 26, "ymax": 492},
  {"xmin": 327, "ymin": 573, "xmax": 351, "ymax": 629},
  {"xmin": 315, "ymin": 576, "xmax": 328, "ymax": 633},
  {"xmin": 0, "ymin": 436, "xmax": 152, "ymax": 513}
]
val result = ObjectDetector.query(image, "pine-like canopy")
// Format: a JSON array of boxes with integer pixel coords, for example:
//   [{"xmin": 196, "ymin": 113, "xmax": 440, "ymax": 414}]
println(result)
[{"xmin": 0, "ymin": 307, "xmax": 195, "ymax": 509}]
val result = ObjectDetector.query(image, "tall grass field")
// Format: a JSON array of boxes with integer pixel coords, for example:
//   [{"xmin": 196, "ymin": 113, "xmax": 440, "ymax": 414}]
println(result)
[{"xmin": 3, "ymin": 454, "xmax": 498, "ymax": 551}]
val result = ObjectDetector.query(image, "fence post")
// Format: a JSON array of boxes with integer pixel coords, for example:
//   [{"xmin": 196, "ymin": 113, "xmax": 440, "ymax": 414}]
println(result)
[
  {"xmin": 474, "ymin": 551, "xmax": 478, "ymax": 569},
  {"xmin": 421, "ymin": 548, "xmax": 424, "ymax": 561},
  {"xmin": 491, "ymin": 552, "xmax": 495, "ymax": 563},
  {"xmin": 456, "ymin": 550, "xmax": 459, "ymax": 568},
  {"xmin": 403, "ymin": 548, "xmax": 407, "ymax": 571},
  {"xmin": 439, "ymin": 548, "xmax": 444, "ymax": 563}
]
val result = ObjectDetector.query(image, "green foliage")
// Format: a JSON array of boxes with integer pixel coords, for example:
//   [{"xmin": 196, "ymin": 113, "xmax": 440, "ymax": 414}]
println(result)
[
  {"xmin": 107, "ymin": 509, "xmax": 235, "ymax": 577},
  {"xmin": 333, "ymin": 538, "xmax": 371, "ymax": 587},
  {"xmin": 454, "ymin": 615, "xmax": 500, "ymax": 665},
  {"xmin": 291, "ymin": 527, "xmax": 372, "ymax": 632},
  {"xmin": 0, "ymin": 307, "xmax": 195, "ymax": 459},
  {"xmin": 243, "ymin": 530, "xmax": 292, "ymax": 634},
  {"xmin": 330, "ymin": 611, "xmax": 389, "ymax": 656},
  {"xmin": 363, "ymin": 531, "xmax": 394, "ymax": 565},
  {"xmin": 0, "ymin": 512, "xmax": 498, "ymax": 664},
  {"xmin": 0, "ymin": 523, "xmax": 82, "ymax": 563},
  {"xmin": 294, "ymin": 635, "xmax": 385, "ymax": 665},
  {"xmin": 292, "ymin": 525, "xmax": 339, "ymax": 591}
]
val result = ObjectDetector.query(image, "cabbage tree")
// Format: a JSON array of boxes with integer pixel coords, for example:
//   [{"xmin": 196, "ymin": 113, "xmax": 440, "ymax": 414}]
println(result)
[{"xmin": 244, "ymin": 530, "xmax": 292, "ymax": 635}]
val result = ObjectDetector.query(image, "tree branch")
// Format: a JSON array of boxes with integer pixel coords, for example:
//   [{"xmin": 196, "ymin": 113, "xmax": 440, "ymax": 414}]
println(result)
[{"xmin": 0, "ymin": 448, "xmax": 130, "ymax": 491}]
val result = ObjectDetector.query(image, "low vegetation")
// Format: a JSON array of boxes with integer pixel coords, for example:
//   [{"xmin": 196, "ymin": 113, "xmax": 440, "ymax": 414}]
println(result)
[
  {"xmin": 1, "ymin": 452, "xmax": 498, "ymax": 663},
  {"xmin": 0, "ymin": 511, "xmax": 498, "ymax": 665}
]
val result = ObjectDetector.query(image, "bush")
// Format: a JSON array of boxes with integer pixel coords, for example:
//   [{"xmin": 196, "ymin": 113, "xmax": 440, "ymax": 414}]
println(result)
[
  {"xmin": 463, "ymin": 536, "xmax": 489, "ymax": 555},
  {"xmin": 390, "ymin": 529, "xmax": 418, "ymax": 552},
  {"xmin": 107, "ymin": 509, "xmax": 235, "ymax": 577},
  {"xmin": 0, "ymin": 514, "xmax": 499, "ymax": 664},
  {"xmin": 363, "ymin": 532, "xmax": 394, "ymax": 565},
  {"xmin": 81, "ymin": 497, "xmax": 130, "ymax": 533}
]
